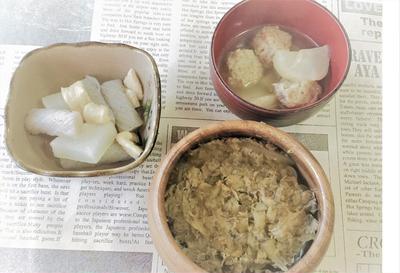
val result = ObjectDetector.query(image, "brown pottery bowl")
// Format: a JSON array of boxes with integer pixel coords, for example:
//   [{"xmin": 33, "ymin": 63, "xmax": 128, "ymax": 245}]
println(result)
[{"xmin": 148, "ymin": 120, "xmax": 334, "ymax": 273}]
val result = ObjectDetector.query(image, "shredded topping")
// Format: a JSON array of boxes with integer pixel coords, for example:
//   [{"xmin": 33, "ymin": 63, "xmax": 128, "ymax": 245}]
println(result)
[{"xmin": 165, "ymin": 138, "xmax": 318, "ymax": 272}]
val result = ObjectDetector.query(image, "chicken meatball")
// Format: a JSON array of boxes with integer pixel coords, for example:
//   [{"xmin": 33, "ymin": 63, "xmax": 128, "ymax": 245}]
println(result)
[
  {"xmin": 227, "ymin": 48, "xmax": 264, "ymax": 89},
  {"xmin": 252, "ymin": 26, "xmax": 292, "ymax": 68},
  {"xmin": 273, "ymin": 79, "xmax": 321, "ymax": 108}
]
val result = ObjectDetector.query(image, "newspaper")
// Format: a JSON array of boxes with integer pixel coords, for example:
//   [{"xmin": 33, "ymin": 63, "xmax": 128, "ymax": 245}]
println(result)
[{"xmin": 0, "ymin": 0, "xmax": 382, "ymax": 272}]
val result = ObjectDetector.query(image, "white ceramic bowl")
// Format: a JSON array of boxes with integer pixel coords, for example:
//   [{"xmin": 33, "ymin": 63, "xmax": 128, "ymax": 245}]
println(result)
[{"xmin": 5, "ymin": 42, "xmax": 161, "ymax": 177}]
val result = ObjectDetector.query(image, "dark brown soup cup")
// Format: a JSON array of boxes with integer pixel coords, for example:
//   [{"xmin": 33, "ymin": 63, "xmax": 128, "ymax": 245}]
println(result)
[{"xmin": 210, "ymin": 0, "xmax": 350, "ymax": 126}]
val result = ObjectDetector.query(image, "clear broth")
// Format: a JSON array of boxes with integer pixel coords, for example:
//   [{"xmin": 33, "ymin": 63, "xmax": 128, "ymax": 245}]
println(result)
[{"xmin": 219, "ymin": 25, "xmax": 328, "ymax": 109}]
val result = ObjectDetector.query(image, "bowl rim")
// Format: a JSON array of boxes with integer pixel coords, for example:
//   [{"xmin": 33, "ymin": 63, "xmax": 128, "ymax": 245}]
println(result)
[
  {"xmin": 4, "ymin": 41, "xmax": 161, "ymax": 177},
  {"xmin": 148, "ymin": 120, "xmax": 335, "ymax": 273},
  {"xmin": 210, "ymin": 0, "xmax": 351, "ymax": 115}
]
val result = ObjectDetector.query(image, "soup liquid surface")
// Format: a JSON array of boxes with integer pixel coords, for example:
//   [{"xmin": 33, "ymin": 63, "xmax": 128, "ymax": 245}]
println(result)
[{"xmin": 219, "ymin": 25, "xmax": 325, "ymax": 109}]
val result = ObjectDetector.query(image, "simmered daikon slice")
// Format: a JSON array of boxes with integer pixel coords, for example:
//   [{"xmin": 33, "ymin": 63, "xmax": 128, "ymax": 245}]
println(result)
[
  {"xmin": 124, "ymin": 88, "xmax": 141, "ymax": 108},
  {"xmin": 116, "ymin": 131, "xmax": 143, "ymax": 159},
  {"xmin": 129, "ymin": 131, "xmax": 140, "ymax": 144},
  {"xmin": 273, "ymin": 45, "xmax": 330, "ymax": 81},
  {"xmin": 123, "ymin": 68, "xmax": 143, "ymax": 100},
  {"xmin": 83, "ymin": 76, "xmax": 115, "ymax": 121},
  {"xmin": 25, "ymin": 108, "xmax": 83, "ymax": 137},
  {"xmin": 83, "ymin": 102, "xmax": 114, "ymax": 124},
  {"xmin": 59, "ymin": 142, "xmax": 131, "ymax": 169},
  {"xmin": 84, "ymin": 75, "xmax": 108, "ymax": 106},
  {"xmin": 98, "ymin": 142, "xmax": 132, "ymax": 163},
  {"xmin": 41, "ymin": 92, "xmax": 69, "ymax": 110},
  {"xmin": 50, "ymin": 122, "xmax": 117, "ymax": 164},
  {"xmin": 61, "ymin": 82, "xmax": 92, "ymax": 114},
  {"xmin": 101, "ymin": 79, "xmax": 143, "ymax": 131}
]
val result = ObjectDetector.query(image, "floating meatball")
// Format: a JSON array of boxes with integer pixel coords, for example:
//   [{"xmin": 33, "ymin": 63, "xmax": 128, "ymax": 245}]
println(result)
[
  {"xmin": 273, "ymin": 79, "xmax": 321, "ymax": 108},
  {"xmin": 252, "ymin": 26, "xmax": 292, "ymax": 68},
  {"xmin": 227, "ymin": 48, "xmax": 264, "ymax": 89}
]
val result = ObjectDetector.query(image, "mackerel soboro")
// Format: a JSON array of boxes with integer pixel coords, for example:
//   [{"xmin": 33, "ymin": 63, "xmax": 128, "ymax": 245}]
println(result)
[{"xmin": 165, "ymin": 137, "xmax": 318, "ymax": 272}]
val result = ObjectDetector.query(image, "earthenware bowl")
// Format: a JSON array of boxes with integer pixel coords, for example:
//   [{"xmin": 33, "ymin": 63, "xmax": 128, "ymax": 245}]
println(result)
[{"xmin": 148, "ymin": 120, "xmax": 334, "ymax": 273}]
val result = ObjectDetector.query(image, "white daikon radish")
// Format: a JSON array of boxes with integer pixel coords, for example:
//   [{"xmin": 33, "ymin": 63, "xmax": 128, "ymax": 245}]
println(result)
[
  {"xmin": 83, "ymin": 102, "xmax": 114, "ymax": 124},
  {"xmin": 130, "ymin": 131, "xmax": 140, "ymax": 144},
  {"xmin": 84, "ymin": 75, "xmax": 108, "ymax": 106},
  {"xmin": 273, "ymin": 79, "xmax": 322, "ymax": 108},
  {"xmin": 41, "ymin": 92, "xmax": 69, "ymax": 110},
  {"xmin": 116, "ymin": 131, "xmax": 143, "ymax": 159},
  {"xmin": 273, "ymin": 45, "xmax": 330, "ymax": 82},
  {"xmin": 59, "ymin": 142, "xmax": 131, "ymax": 169},
  {"xmin": 84, "ymin": 76, "xmax": 115, "ymax": 121},
  {"xmin": 124, "ymin": 88, "xmax": 141, "ymax": 108},
  {"xmin": 50, "ymin": 122, "xmax": 117, "ymax": 164},
  {"xmin": 101, "ymin": 79, "xmax": 143, "ymax": 131},
  {"xmin": 247, "ymin": 94, "xmax": 280, "ymax": 109},
  {"xmin": 97, "ymin": 142, "xmax": 131, "ymax": 163},
  {"xmin": 123, "ymin": 68, "xmax": 143, "ymax": 100},
  {"xmin": 61, "ymin": 82, "xmax": 92, "ymax": 113},
  {"xmin": 25, "ymin": 108, "xmax": 83, "ymax": 137}
]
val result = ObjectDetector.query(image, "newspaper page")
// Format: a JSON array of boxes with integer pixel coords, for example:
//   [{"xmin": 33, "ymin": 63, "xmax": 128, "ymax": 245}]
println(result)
[{"xmin": 0, "ymin": 0, "xmax": 382, "ymax": 273}]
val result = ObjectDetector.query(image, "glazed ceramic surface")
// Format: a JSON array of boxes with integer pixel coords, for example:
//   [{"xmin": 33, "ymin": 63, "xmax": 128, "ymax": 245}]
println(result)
[
  {"xmin": 5, "ymin": 42, "xmax": 161, "ymax": 177},
  {"xmin": 210, "ymin": 0, "xmax": 350, "ymax": 126}
]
